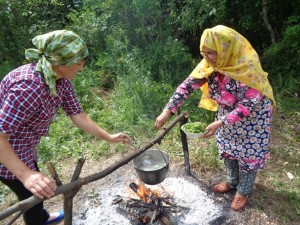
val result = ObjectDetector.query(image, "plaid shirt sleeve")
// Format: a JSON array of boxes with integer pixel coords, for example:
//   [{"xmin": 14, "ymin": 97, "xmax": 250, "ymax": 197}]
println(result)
[
  {"xmin": 0, "ymin": 80, "xmax": 42, "ymax": 134},
  {"xmin": 60, "ymin": 80, "xmax": 83, "ymax": 116}
]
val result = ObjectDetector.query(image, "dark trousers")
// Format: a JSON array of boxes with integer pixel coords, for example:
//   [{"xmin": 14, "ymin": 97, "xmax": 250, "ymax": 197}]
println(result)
[
  {"xmin": 0, "ymin": 164, "xmax": 49, "ymax": 225},
  {"xmin": 224, "ymin": 157, "xmax": 257, "ymax": 196}
]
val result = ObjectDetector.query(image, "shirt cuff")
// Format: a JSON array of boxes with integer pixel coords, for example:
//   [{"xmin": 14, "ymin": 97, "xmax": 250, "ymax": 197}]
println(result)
[
  {"xmin": 165, "ymin": 105, "xmax": 177, "ymax": 114},
  {"xmin": 220, "ymin": 115, "xmax": 229, "ymax": 125}
]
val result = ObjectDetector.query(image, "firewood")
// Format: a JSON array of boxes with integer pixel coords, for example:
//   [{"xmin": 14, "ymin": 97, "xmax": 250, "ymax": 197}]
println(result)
[{"xmin": 0, "ymin": 111, "xmax": 189, "ymax": 225}]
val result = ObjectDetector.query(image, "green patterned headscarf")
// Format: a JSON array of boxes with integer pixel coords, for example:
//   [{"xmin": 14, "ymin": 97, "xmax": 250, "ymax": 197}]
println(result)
[{"xmin": 25, "ymin": 30, "xmax": 89, "ymax": 96}]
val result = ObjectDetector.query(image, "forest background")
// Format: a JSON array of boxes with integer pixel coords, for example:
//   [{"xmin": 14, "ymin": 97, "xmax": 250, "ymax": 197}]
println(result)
[{"xmin": 0, "ymin": 0, "xmax": 299, "ymax": 224}]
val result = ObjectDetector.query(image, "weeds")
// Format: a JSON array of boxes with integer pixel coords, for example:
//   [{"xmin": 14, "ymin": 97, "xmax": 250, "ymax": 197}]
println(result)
[{"xmin": 0, "ymin": 61, "xmax": 299, "ymax": 225}]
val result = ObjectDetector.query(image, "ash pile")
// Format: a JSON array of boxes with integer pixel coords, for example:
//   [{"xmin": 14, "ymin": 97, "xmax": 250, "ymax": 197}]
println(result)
[{"xmin": 72, "ymin": 164, "xmax": 228, "ymax": 225}]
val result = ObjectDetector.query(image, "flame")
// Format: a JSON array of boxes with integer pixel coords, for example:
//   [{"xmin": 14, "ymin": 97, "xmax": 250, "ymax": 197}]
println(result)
[
  {"xmin": 137, "ymin": 184, "xmax": 151, "ymax": 202},
  {"xmin": 125, "ymin": 182, "xmax": 172, "ymax": 224},
  {"xmin": 136, "ymin": 183, "xmax": 161, "ymax": 202}
]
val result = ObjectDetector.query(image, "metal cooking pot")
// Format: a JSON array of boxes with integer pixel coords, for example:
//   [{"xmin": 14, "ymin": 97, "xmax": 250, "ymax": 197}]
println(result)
[{"xmin": 132, "ymin": 149, "xmax": 170, "ymax": 185}]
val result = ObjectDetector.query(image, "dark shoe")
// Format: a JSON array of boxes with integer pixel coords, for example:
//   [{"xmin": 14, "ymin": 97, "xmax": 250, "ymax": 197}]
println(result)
[
  {"xmin": 45, "ymin": 210, "xmax": 64, "ymax": 225},
  {"xmin": 231, "ymin": 193, "xmax": 247, "ymax": 211},
  {"xmin": 212, "ymin": 182, "xmax": 234, "ymax": 193}
]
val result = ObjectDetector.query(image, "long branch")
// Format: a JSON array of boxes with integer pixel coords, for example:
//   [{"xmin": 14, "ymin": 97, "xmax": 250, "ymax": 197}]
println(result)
[{"xmin": 0, "ymin": 111, "xmax": 188, "ymax": 221}]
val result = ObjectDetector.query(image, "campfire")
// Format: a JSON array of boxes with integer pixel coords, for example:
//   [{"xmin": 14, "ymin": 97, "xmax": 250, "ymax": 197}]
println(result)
[
  {"xmin": 113, "ymin": 182, "xmax": 188, "ymax": 225},
  {"xmin": 73, "ymin": 164, "xmax": 224, "ymax": 225}
]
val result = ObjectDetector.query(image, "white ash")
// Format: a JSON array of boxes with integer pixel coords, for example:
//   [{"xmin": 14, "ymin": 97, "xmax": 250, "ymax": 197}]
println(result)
[{"xmin": 73, "ymin": 166, "xmax": 224, "ymax": 225}]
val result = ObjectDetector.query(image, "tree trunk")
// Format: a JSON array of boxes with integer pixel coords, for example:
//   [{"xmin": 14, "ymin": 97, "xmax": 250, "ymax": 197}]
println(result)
[{"xmin": 262, "ymin": 0, "xmax": 276, "ymax": 44}]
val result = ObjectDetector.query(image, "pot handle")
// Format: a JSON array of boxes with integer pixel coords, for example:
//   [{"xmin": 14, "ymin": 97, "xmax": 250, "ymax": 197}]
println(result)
[
  {"xmin": 133, "ymin": 141, "xmax": 169, "ymax": 166},
  {"xmin": 154, "ymin": 144, "xmax": 169, "ymax": 166}
]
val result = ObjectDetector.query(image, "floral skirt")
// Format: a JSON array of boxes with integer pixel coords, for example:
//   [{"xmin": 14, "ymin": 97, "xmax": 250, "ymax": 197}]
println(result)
[{"xmin": 215, "ymin": 98, "xmax": 273, "ymax": 172}]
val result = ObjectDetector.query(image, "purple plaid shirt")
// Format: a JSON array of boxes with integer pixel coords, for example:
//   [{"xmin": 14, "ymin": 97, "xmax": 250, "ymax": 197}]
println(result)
[{"xmin": 0, "ymin": 64, "xmax": 83, "ymax": 179}]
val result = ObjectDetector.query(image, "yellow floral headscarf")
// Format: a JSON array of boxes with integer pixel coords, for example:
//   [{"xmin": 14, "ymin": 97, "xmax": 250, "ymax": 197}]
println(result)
[{"xmin": 190, "ymin": 25, "xmax": 276, "ymax": 111}]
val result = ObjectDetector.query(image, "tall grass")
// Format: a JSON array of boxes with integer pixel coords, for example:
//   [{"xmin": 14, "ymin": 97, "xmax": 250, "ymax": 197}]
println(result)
[{"xmin": 36, "ymin": 49, "xmax": 215, "ymax": 163}]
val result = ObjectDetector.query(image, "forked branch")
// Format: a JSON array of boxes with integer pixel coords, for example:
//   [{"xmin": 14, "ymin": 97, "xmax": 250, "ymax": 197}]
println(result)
[{"xmin": 0, "ymin": 111, "xmax": 189, "ymax": 224}]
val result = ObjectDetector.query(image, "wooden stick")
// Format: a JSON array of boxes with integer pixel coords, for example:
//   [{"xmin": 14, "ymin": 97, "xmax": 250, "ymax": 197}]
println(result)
[
  {"xmin": 64, "ymin": 158, "xmax": 86, "ymax": 224},
  {"xmin": 71, "ymin": 158, "xmax": 85, "ymax": 182},
  {"xmin": 0, "ymin": 111, "xmax": 188, "ymax": 223},
  {"xmin": 4, "ymin": 211, "xmax": 23, "ymax": 225},
  {"xmin": 48, "ymin": 162, "xmax": 63, "ymax": 186},
  {"xmin": 177, "ymin": 109, "xmax": 191, "ymax": 175}
]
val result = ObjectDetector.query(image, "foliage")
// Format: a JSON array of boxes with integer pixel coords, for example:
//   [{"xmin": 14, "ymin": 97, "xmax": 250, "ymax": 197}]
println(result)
[
  {"xmin": 166, "ymin": 0, "xmax": 220, "ymax": 56},
  {"xmin": 0, "ymin": 0, "xmax": 299, "ymax": 222},
  {"xmin": 0, "ymin": 0, "xmax": 83, "ymax": 72},
  {"xmin": 257, "ymin": 112, "xmax": 300, "ymax": 222},
  {"xmin": 0, "ymin": 60, "xmax": 15, "ymax": 80},
  {"xmin": 105, "ymin": 53, "xmax": 174, "ymax": 135},
  {"xmin": 264, "ymin": 16, "xmax": 300, "ymax": 112},
  {"xmin": 67, "ymin": 0, "xmax": 194, "ymax": 87},
  {"xmin": 182, "ymin": 122, "xmax": 207, "ymax": 134},
  {"xmin": 214, "ymin": 0, "xmax": 269, "ymax": 51},
  {"xmin": 192, "ymin": 139, "xmax": 221, "ymax": 169}
]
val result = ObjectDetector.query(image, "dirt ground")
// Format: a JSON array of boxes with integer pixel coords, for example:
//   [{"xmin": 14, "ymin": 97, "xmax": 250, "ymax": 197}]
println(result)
[{"xmin": 1, "ymin": 149, "xmax": 299, "ymax": 225}]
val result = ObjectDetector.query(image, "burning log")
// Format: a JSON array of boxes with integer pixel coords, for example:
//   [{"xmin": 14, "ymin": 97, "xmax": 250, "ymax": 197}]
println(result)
[
  {"xmin": 0, "ymin": 111, "xmax": 189, "ymax": 224},
  {"xmin": 113, "ymin": 182, "xmax": 189, "ymax": 225},
  {"xmin": 129, "ymin": 182, "xmax": 159, "ymax": 203}
]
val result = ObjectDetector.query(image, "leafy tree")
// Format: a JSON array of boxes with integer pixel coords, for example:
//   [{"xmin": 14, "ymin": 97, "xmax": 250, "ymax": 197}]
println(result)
[
  {"xmin": 0, "ymin": 0, "xmax": 83, "ymax": 77},
  {"xmin": 1, "ymin": 0, "xmax": 299, "ymax": 112},
  {"xmin": 68, "ymin": 0, "xmax": 194, "ymax": 86},
  {"xmin": 264, "ymin": 16, "xmax": 300, "ymax": 111},
  {"xmin": 166, "ymin": 0, "xmax": 219, "ymax": 57}
]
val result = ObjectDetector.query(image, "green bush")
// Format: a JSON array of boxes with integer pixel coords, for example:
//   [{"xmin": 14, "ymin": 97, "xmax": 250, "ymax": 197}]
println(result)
[
  {"xmin": 0, "ymin": 61, "xmax": 15, "ymax": 80},
  {"xmin": 264, "ymin": 18, "xmax": 300, "ymax": 113}
]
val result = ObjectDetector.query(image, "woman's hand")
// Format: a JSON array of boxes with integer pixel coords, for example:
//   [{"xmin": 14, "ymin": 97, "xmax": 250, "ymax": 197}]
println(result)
[
  {"xmin": 202, "ymin": 120, "xmax": 223, "ymax": 138},
  {"xmin": 155, "ymin": 109, "xmax": 172, "ymax": 130},
  {"xmin": 21, "ymin": 171, "xmax": 57, "ymax": 199},
  {"xmin": 70, "ymin": 113, "xmax": 132, "ymax": 144},
  {"xmin": 109, "ymin": 133, "xmax": 132, "ymax": 144},
  {"xmin": 0, "ymin": 133, "xmax": 56, "ymax": 199}
]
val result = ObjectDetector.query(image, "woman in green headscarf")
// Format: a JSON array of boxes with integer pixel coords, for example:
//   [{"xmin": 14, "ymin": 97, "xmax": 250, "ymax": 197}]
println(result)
[{"xmin": 0, "ymin": 30, "xmax": 132, "ymax": 225}]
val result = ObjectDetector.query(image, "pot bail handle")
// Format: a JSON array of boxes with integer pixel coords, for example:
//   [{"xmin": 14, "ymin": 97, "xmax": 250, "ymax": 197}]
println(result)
[
  {"xmin": 133, "ymin": 141, "xmax": 169, "ymax": 167},
  {"xmin": 153, "ymin": 143, "xmax": 168, "ymax": 166}
]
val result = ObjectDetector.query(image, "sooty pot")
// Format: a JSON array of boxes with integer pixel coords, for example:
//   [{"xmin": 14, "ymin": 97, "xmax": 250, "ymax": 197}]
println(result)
[{"xmin": 132, "ymin": 149, "xmax": 170, "ymax": 185}]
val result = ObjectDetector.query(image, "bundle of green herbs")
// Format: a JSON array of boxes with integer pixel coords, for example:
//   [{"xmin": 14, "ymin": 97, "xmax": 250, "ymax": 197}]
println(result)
[{"xmin": 183, "ymin": 122, "xmax": 207, "ymax": 134}]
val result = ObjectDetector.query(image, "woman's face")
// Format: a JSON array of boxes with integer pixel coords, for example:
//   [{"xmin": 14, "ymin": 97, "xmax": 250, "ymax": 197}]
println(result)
[
  {"xmin": 53, "ymin": 60, "xmax": 85, "ymax": 80},
  {"xmin": 201, "ymin": 45, "xmax": 218, "ymax": 67}
]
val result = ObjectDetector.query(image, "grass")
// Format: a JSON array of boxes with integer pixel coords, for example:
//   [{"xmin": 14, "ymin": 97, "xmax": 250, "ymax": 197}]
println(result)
[
  {"xmin": 0, "ymin": 74, "xmax": 299, "ymax": 224},
  {"xmin": 0, "ymin": 113, "xmax": 299, "ymax": 224},
  {"xmin": 253, "ymin": 112, "xmax": 300, "ymax": 223}
]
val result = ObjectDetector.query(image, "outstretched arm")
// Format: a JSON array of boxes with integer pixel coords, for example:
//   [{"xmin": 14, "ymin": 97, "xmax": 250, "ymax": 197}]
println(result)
[
  {"xmin": 155, "ymin": 76, "xmax": 206, "ymax": 130},
  {"xmin": 70, "ymin": 112, "xmax": 132, "ymax": 144}
]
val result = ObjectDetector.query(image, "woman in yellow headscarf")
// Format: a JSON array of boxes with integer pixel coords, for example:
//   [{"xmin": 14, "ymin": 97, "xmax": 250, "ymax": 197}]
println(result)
[{"xmin": 155, "ymin": 25, "xmax": 275, "ymax": 211}]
